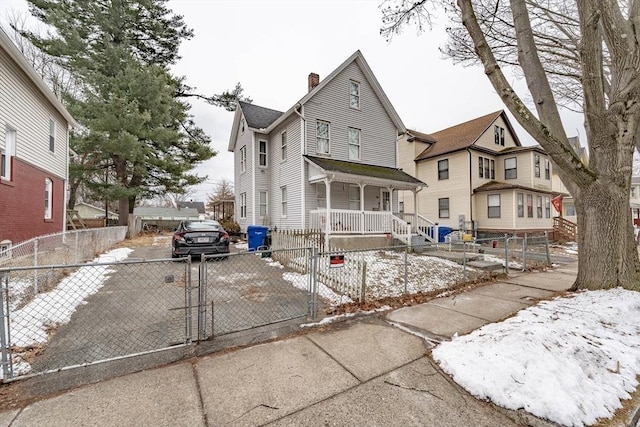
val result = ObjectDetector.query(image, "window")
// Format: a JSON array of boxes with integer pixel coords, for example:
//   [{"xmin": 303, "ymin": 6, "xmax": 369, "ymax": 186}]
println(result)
[
  {"xmin": 566, "ymin": 203, "xmax": 576, "ymax": 216},
  {"xmin": 517, "ymin": 193, "xmax": 524, "ymax": 218},
  {"xmin": 240, "ymin": 193, "xmax": 247, "ymax": 218},
  {"xmin": 281, "ymin": 186, "xmax": 287, "ymax": 216},
  {"xmin": 545, "ymin": 196, "xmax": 551, "ymax": 218},
  {"xmin": 504, "ymin": 157, "xmax": 517, "ymax": 179},
  {"xmin": 544, "ymin": 158, "xmax": 550, "ymax": 180},
  {"xmin": 494, "ymin": 125, "xmax": 505, "ymax": 145},
  {"xmin": 534, "ymin": 154, "xmax": 540, "ymax": 178},
  {"xmin": 438, "ymin": 159, "xmax": 449, "ymax": 180},
  {"xmin": 316, "ymin": 120, "xmax": 330, "ymax": 154},
  {"xmin": 49, "ymin": 119, "xmax": 56, "ymax": 152},
  {"xmin": 348, "ymin": 127, "xmax": 360, "ymax": 160},
  {"xmin": 349, "ymin": 80, "xmax": 360, "ymax": 109},
  {"xmin": 527, "ymin": 194, "xmax": 533, "ymax": 218},
  {"xmin": 259, "ymin": 191, "xmax": 268, "ymax": 217},
  {"xmin": 240, "ymin": 146, "xmax": 246, "ymax": 173},
  {"xmin": 633, "ymin": 187, "xmax": 638, "ymax": 199},
  {"xmin": 0, "ymin": 240, "xmax": 10, "ymax": 259},
  {"xmin": 241, "ymin": 119, "xmax": 245, "ymax": 133},
  {"xmin": 488, "ymin": 194, "xmax": 500, "ymax": 218},
  {"xmin": 281, "ymin": 131, "xmax": 287, "ymax": 161},
  {"xmin": 537, "ymin": 196, "xmax": 543, "ymax": 218},
  {"xmin": 438, "ymin": 198, "xmax": 450, "ymax": 218},
  {"xmin": 45, "ymin": 178, "xmax": 52, "ymax": 219},
  {"xmin": 479, "ymin": 157, "xmax": 495, "ymax": 179},
  {"xmin": 258, "ymin": 140, "xmax": 267, "ymax": 167},
  {"xmin": 2, "ymin": 128, "xmax": 16, "ymax": 180},
  {"xmin": 316, "ymin": 183, "xmax": 326, "ymax": 208},
  {"xmin": 348, "ymin": 185, "xmax": 360, "ymax": 210}
]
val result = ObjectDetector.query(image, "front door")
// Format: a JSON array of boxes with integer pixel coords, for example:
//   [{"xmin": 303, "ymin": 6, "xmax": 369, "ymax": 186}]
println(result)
[{"xmin": 381, "ymin": 190, "xmax": 391, "ymax": 211}]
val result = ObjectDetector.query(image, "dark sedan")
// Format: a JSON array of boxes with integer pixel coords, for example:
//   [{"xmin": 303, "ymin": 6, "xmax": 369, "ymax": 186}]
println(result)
[{"xmin": 172, "ymin": 220, "xmax": 230, "ymax": 259}]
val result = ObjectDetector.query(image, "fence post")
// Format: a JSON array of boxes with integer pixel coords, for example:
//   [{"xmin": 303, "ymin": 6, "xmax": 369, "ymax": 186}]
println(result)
[
  {"xmin": 504, "ymin": 233, "xmax": 509, "ymax": 274},
  {"xmin": 544, "ymin": 231, "xmax": 551, "ymax": 266},
  {"xmin": 404, "ymin": 246, "xmax": 408, "ymax": 294},
  {"xmin": 33, "ymin": 239, "xmax": 39, "ymax": 294},
  {"xmin": 360, "ymin": 260, "xmax": 367, "ymax": 303},
  {"xmin": 74, "ymin": 231, "xmax": 79, "ymax": 264},
  {"xmin": 185, "ymin": 257, "xmax": 192, "ymax": 344},
  {"xmin": 523, "ymin": 234, "xmax": 528, "ymax": 270},
  {"xmin": 463, "ymin": 241, "xmax": 467, "ymax": 281},
  {"xmin": 197, "ymin": 256, "xmax": 207, "ymax": 341},
  {"xmin": 0, "ymin": 273, "xmax": 12, "ymax": 380}
]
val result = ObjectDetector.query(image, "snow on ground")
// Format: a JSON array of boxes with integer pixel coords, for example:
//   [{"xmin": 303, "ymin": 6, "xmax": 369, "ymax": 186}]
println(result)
[
  {"xmin": 483, "ymin": 254, "xmax": 523, "ymax": 270},
  {"xmin": 3, "ymin": 247, "xmax": 133, "ymax": 379},
  {"xmin": 432, "ymin": 288, "xmax": 640, "ymax": 427}
]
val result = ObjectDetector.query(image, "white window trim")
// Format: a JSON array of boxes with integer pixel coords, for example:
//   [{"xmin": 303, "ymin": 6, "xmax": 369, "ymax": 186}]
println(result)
[
  {"xmin": 316, "ymin": 120, "xmax": 330, "ymax": 155},
  {"xmin": 45, "ymin": 178, "xmax": 53, "ymax": 220},
  {"xmin": 258, "ymin": 140, "xmax": 268, "ymax": 168},
  {"xmin": 49, "ymin": 118, "xmax": 56, "ymax": 153},
  {"xmin": 488, "ymin": 194, "xmax": 501, "ymax": 218},
  {"xmin": 240, "ymin": 145, "xmax": 246, "ymax": 173},
  {"xmin": 281, "ymin": 186, "xmax": 288, "ymax": 217},
  {"xmin": 349, "ymin": 80, "xmax": 360, "ymax": 110},
  {"xmin": 240, "ymin": 192, "xmax": 247, "ymax": 219},
  {"xmin": 259, "ymin": 190, "xmax": 268, "ymax": 218},
  {"xmin": 281, "ymin": 131, "xmax": 287, "ymax": 162},
  {"xmin": 348, "ymin": 127, "xmax": 361, "ymax": 160},
  {"xmin": 438, "ymin": 197, "xmax": 450, "ymax": 218},
  {"xmin": 2, "ymin": 128, "xmax": 16, "ymax": 181}
]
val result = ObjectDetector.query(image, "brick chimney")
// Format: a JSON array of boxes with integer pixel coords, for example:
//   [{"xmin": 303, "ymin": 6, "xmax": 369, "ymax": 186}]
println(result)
[{"xmin": 308, "ymin": 73, "xmax": 319, "ymax": 92}]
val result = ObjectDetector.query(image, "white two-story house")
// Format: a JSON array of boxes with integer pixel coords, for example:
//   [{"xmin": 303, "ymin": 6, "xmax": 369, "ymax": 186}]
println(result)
[
  {"xmin": 227, "ymin": 50, "xmax": 427, "ymax": 247},
  {"xmin": 398, "ymin": 111, "xmax": 566, "ymax": 238},
  {"xmin": 0, "ymin": 27, "xmax": 76, "ymax": 253}
]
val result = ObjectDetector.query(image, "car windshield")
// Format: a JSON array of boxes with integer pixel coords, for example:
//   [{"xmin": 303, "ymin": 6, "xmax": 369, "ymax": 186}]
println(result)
[{"xmin": 184, "ymin": 221, "xmax": 221, "ymax": 231}]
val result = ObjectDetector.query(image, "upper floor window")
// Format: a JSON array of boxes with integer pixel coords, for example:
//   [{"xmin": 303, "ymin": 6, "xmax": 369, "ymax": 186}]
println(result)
[
  {"xmin": 259, "ymin": 140, "xmax": 267, "ymax": 167},
  {"xmin": 281, "ymin": 186, "xmax": 288, "ymax": 217},
  {"xmin": 0, "ymin": 240, "xmax": 11, "ymax": 259},
  {"xmin": 439, "ymin": 198, "xmax": 450, "ymax": 218},
  {"xmin": 281, "ymin": 131, "xmax": 287, "ymax": 162},
  {"xmin": 545, "ymin": 196, "xmax": 551, "ymax": 218},
  {"xmin": 479, "ymin": 157, "xmax": 495, "ymax": 179},
  {"xmin": 259, "ymin": 190, "xmax": 268, "ymax": 217},
  {"xmin": 348, "ymin": 127, "xmax": 361, "ymax": 160},
  {"xmin": 488, "ymin": 194, "xmax": 500, "ymax": 218},
  {"xmin": 45, "ymin": 178, "xmax": 53, "ymax": 219},
  {"xmin": 534, "ymin": 154, "xmax": 540, "ymax": 178},
  {"xmin": 494, "ymin": 125, "xmax": 505, "ymax": 146},
  {"xmin": 438, "ymin": 159, "xmax": 449, "ymax": 180},
  {"xmin": 240, "ymin": 192, "xmax": 247, "ymax": 218},
  {"xmin": 504, "ymin": 157, "xmax": 517, "ymax": 179},
  {"xmin": 240, "ymin": 145, "xmax": 246, "ymax": 173},
  {"xmin": 517, "ymin": 193, "xmax": 524, "ymax": 218},
  {"xmin": 527, "ymin": 194, "xmax": 533, "ymax": 218},
  {"xmin": 49, "ymin": 119, "xmax": 56, "ymax": 153},
  {"xmin": 537, "ymin": 196, "xmax": 543, "ymax": 218},
  {"xmin": 544, "ymin": 158, "xmax": 551, "ymax": 180},
  {"xmin": 349, "ymin": 80, "xmax": 360, "ymax": 109},
  {"xmin": 316, "ymin": 120, "xmax": 330, "ymax": 154},
  {"xmin": 2, "ymin": 128, "xmax": 16, "ymax": 181}
]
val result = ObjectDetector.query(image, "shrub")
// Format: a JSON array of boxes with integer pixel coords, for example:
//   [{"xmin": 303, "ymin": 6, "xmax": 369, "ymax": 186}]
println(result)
[{"xmin": 219, "ymin": 218, "xmax": 241, "ymax": 235}]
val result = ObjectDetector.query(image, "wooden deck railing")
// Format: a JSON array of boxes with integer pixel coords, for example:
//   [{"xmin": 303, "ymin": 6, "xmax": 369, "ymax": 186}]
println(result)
[{"xmin": 553, "ymin": 216, "xmax": 577, "ymax": 241}]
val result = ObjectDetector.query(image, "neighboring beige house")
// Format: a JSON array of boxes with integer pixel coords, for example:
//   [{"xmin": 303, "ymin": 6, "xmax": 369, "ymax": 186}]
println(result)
[
  {"xmin": 74, "ymin": 202, "xmax": 119, "ymax": 220},
  {"xmin": 550, "ymin": 136, "xmax": 587, "ymax": 224},
  {"xmin": 631, "ymin": 177, "xmax": 640, "ymax": 227},
  {"xmin": 398, "ymin": 111, "xmax": 566, "ymax": 238}
]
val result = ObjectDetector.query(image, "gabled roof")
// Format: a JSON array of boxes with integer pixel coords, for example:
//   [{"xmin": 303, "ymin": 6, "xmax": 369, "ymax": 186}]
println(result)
[
  {"xmin": 177, "ymin": 201, "xmax": 206, "ymax": 214},
  {"xmin": 304, "ymin": 155, "xmax": 426, "ymax": 187},
  {"xmin": 414, "ymin": 111, "xmax": 521, "ymax": 161},
  {"xmin": 238, "ymin": 101, "xmax": 283, "ymax": 130},
  {"xmin": 473, "ymin": 181, "xmax": 566, "ymax": 196},
  {"xmin": 406, "ymin": 129, "xmax": 437, "ymax": 144},
  {"xmin": 229, "ymin": 50, "xmax": 405, "ymax": 151},
  {"xmin": 0, "ymin": 28, "xmax": 77, "ymax": 127}
]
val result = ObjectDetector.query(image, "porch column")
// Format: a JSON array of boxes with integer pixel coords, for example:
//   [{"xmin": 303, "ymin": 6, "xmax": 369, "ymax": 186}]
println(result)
[
  {"xmin": 413, "ymin": 189, "xmax": 418, "ymax": 233},
  {"xmin": 325, "ymin": 178, "xmax": 331, "ymax": 237},
  {"xmin": 360, "ymin": 183, "xmax": 365, "ymax": 234}
]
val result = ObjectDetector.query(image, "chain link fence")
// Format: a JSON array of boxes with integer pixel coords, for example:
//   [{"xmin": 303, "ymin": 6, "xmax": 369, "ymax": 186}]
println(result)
[{"xmin": 0, "ymin": 227, "xmax": 127, "ymax": 270}]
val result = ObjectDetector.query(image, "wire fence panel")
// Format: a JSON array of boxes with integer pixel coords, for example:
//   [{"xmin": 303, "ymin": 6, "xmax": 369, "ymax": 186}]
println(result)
[
  {"xmin": 0, "ymin": 227, "xmax": 127, "ymax": 270},
  {"xmin": 200, "ymin": 249, "xmax": 312, "ymax": 339},
  {"xmin": 0, "ymin": 258, "xmax": 191, "ymax": 380}
]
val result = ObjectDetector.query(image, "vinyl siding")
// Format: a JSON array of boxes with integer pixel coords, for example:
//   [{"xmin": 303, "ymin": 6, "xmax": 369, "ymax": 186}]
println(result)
[
  {"xmin": 0, "ymin": 45, "xmax": 67, "ymax": 180},
  {"xmin": 475, "ymin": 190, "xmax": 553, "ymax": 230},
  {"xmin": 234, "ymin": 121, "xmax": 253, "ymax": 233},
  {"xmin": 303, "ymin": 62, "xmax": 397, "ymax": 168},
  {"xmin": 474, "ymin": 116, "xmax": 518, "ymax": 151},
  {"xmin": 415, "ymin": 152, "xmax": 471, "ymax": 229}
]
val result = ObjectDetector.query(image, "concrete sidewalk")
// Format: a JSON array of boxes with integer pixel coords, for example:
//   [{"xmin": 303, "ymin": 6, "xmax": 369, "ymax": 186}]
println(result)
[{"xmin": 0, "ymin": 264, "xmax": 578, "ymax": 427}]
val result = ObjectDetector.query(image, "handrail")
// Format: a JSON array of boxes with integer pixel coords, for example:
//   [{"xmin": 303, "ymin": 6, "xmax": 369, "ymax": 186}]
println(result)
[
  {"xmin": 413, "ymin": 214, "xmax": 436, "ymax": 243},
  {"xmin": 390, "ymin": 215, "xmax": 411, "ymax": 246},
  {"xmin": 553, "ymin": 216, "xmax": 577, "ymax": 241}
]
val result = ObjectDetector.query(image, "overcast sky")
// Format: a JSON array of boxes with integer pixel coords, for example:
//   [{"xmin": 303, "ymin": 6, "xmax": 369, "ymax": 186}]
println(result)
[{"xmin": 1, "ymin": 0, "xmax": 585, "ymax": 201}]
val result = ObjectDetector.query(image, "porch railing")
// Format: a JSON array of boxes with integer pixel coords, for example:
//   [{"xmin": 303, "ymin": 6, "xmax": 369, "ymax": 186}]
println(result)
[
  {"xmin": 310, "ymin": 209, "xmax": 396, "ymax": 234},
  {"xmin": 396, "ymin": 213, "xmax": 437, "ymax": 243}
]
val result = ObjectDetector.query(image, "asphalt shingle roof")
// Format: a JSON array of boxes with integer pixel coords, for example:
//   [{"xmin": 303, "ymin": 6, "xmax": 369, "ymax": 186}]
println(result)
[
  {"xmin": 239, "ymin": 101, "xmax": 283, "ymax": 130},
  {"xmin": 473, "ymin": 181, "xmax": 565, "ymax": 196},
  {"xmin": 414, "ymin": 111, "xmax": 505, "ymax": 161},
  {"xmin": 304, "ymin": 155, "xmax": 426, "ymax": 186}
]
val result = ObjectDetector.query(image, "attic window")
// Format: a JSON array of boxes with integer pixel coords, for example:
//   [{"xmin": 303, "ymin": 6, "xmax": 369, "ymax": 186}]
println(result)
[
  {"xmin": 494, "ymin": 125, "xmax": 505, "ymax": 146},
  {"xmin": 349, "ymin": 80, "xmax": 360, "ymax": 109},
  {"xmin": 241, "ymin": 119, "xmax": 245, "ymax": 133}
]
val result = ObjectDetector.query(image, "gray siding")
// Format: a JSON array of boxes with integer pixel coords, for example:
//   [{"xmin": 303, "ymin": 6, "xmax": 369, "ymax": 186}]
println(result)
[
  {"xmin": 303, "ymin": 62, "xmax": 398, "ymax": 168},
  {"xmin": 234, "ymin": 121, "xmax": 253, "ymax": 233},
  {"xmin": 269, "ymin": 116, "xmax": 302, "ymax": 230},
  {"xmin": 0, "ymin": 45, "xmax": 68, "ymax": 180}
]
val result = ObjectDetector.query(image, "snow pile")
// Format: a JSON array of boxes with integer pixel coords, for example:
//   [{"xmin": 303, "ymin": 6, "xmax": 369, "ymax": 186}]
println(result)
[{"xmin": 433, "ymin": 288, "xmax": 640, "ymax": 426}]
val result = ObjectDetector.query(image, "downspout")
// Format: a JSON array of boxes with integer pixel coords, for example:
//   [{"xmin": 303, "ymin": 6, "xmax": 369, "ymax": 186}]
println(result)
[
  {"xmin": 251, "ymin": 133, "xmax": 256, "ymax": 226},
  {"xmin": 295, "ymin": 104, "xmax": 307, "ymax": 229},
  {"xmin": 467, "ymin": 148, "xmax": 473, "ymax": 231}
]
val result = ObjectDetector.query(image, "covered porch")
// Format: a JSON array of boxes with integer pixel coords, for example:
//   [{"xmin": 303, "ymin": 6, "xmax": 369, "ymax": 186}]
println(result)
[{"xmin": 304, "ymin": 155, "xmax": 432, "ymax": 244}]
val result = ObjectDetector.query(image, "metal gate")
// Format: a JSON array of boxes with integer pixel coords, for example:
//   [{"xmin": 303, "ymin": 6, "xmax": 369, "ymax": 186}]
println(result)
[{"xmin": 197, "ymin": 248, "xmax": 315, "ymax": 340}]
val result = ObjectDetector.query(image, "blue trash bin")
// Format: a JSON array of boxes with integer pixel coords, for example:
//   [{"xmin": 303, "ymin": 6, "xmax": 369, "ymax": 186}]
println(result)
[
  {"xmin": 247, "ymin": 225, "xmax": 269, "ymax": 251},
  {"xmin": 437, "ymin": 226, "xmax": 453, "ymax": 243}
]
